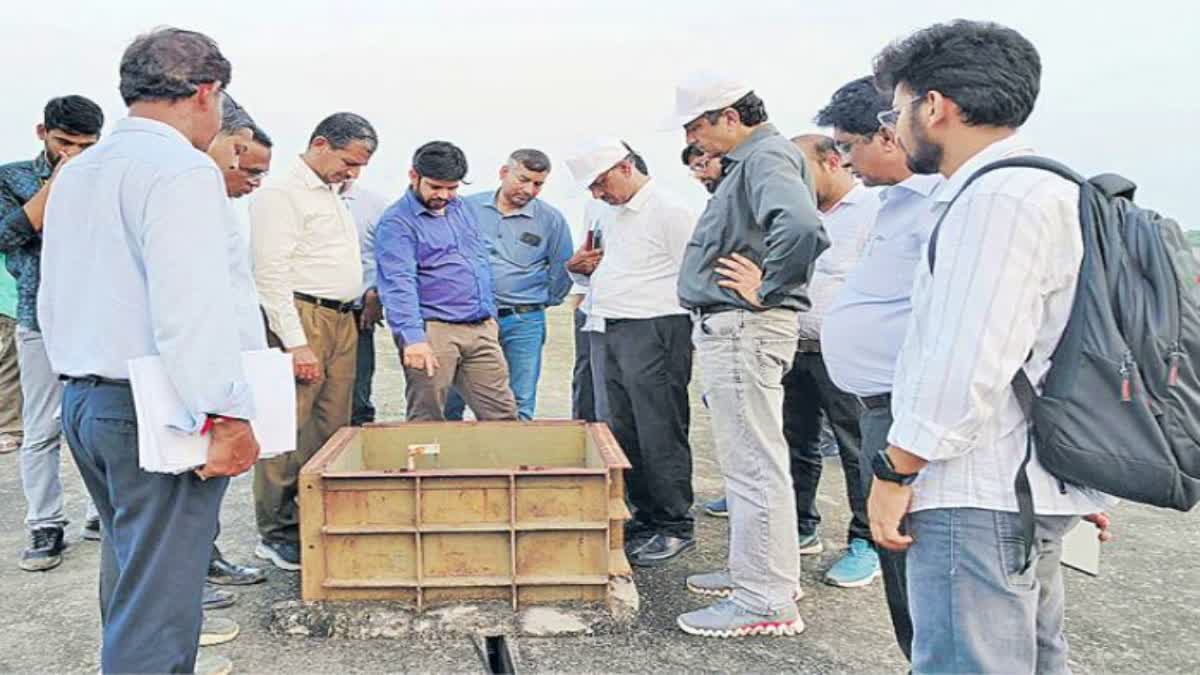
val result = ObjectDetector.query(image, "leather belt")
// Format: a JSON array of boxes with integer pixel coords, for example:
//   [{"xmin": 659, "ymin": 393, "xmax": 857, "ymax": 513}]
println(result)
[
  {"xmin": 796, "ymin": 339, "xmax": 821, "ymax": 354},
  {"xmin": 860, "ymin": 393, "xmax": 892, "ymax": 410},
  {"xmin": 497, "ymin": 304, "xmax": 545, "ymax": 318},
  {"xmin": 61, "ymin": 374, "xmax": 131, "ymax": 387},
  {"xmin": 294, "ymin": 291, "xmax": 355, "ymax": 314},
  {"xmin": 689, "ymin": 305, "xmax": 737, "ymax": 318}
]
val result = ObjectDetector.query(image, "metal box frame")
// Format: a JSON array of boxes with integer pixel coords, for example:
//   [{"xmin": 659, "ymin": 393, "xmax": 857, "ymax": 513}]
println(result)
[{"xmin": 298, "ymin": 421, "xmax": 632, "ymax": 610}]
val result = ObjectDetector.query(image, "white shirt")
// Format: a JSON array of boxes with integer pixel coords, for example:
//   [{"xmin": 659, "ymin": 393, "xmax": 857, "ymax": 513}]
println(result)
[
  {"xmin": 576, "ymin": 179, "xmax": 695, "ymax": 321},
  {"xmin": 250, "ymin": 157, "xmax": 363, "ymax": 348},
  {"xmin": 798, "ymin": 183, "xmax": 879, "ymax": 340},
  {"xmin": 38, "ymin": 117, "xmax": 255, "ymax": 430},
  {"xmin": 821, "ymin": 174, "xmax": 943, "ymax": 396},
  {"xmin": 888, "ymin": 134, "xmax": 1111, "ymax": 515},
  {"xmin": 341, "ymin": 183, "xmax": 392, "ymax": 296}
]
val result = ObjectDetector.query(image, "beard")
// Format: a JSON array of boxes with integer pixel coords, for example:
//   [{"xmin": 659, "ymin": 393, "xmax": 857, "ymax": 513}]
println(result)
[{"xmin": 903, "ymin": 120, "xmax": 943, "ymax": 175}]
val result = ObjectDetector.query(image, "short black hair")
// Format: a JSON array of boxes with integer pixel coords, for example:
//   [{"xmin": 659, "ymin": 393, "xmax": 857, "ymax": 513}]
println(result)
[
  {"xmin": 43, "ymin": 96, "xmax": 104, "ymax": 136},
  {"xmin": 704, "ymin": 91, "xmax": 768, "ymax": 128},
  {"xmin": 250, "ymin": 124, "xmax": 273, "ymax": 149},
  {"xmin": 814, "ymin": 76, "xmax": 890, "ymax": 135},
  {"xmin": 620, "ymin": 141, "xmax": 649, "ymax": 177},
  {"xmin": 309, "ymin": 112, "xmax": 378, "ymax": 152},
  {"xmin": 119, "ymin": 27, "xmax": 231, "ymax": 105},
  {"xmin": 508, "ymin": 148, "xmax": 550, "ymax": 173},
  {"xmin": 413, "ymin": 141, "xmax": 468, "ymax": 181},
  {"xmin": 873, "ymin": 20, "xmax": 1041, "ymax": 128},
  {"xmin": 681, "ymin": 144, "xmax": 703, "ymax": 165}
]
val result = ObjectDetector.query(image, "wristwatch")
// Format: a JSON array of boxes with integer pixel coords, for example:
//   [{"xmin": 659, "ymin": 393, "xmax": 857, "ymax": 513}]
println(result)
[{"xmin": 872, "ymin": 449, "xmax": 920, "ymax": 486}]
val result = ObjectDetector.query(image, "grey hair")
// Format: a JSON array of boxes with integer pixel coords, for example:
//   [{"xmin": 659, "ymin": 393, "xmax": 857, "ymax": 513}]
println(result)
[
  {"xmin": 506, "ymin": 148, "xmax": 551, "ymax": 173},
  {"xmin": 250, "ymin": 124, "xmax": 273, "ymax": 148},
  {"xmin": 119, "ymin": 27, "xmax": 231, "ymax": 105},
  {"xmin": 309, "ymin": 112, "xmax": 378, "ymax": 152},
  {"xmin": 220, "ymin": 95, "xmax": 255, "ymax": 135}
]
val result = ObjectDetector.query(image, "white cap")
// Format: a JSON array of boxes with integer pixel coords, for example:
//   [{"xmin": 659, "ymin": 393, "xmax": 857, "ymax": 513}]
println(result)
[
  {"xmin": 662, "ymin": 71, "xmax": 753, "ymax": 130},
  {"xmin": 566, "ymin": 137, "xmax": 630, "ymax": 189}
]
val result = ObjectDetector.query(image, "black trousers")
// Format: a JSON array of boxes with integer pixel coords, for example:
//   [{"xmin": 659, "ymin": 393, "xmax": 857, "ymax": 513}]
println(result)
[
  {"xmin": 604, "ymin": 314, "xmax": 695, "ymax": 539},
  {"xmin": 858, "ymin": 401, "xmax": 913, "ymax": 662},
  {"xmin": 571, "ymin": 309, "xmax": 598, "ymax": 422},
  {"xmin": 785, "ymin": 349, "xmax": 870, "ymax": 542}
]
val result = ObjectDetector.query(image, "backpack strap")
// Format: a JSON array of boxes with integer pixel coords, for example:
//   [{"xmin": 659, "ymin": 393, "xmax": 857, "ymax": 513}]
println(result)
[{"xmin": 924, "ymin": 155, "xmax": 1086, "ymax": 571}]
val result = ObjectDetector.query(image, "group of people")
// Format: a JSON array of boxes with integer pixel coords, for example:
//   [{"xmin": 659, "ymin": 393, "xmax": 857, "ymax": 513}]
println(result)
[{"xmin": 0, "ymin": 17, "xmax": 1117, "ymax": 675}]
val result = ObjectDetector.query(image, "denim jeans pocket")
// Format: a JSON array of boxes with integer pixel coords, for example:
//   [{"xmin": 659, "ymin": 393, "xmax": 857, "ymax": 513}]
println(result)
[
  {"xmin": 695, "ymin": 310, "xmax": 745, "ymax": 341},
  {"xmin": 994, "ymin": 511, "xmax": 1037, "ymax": 590}
]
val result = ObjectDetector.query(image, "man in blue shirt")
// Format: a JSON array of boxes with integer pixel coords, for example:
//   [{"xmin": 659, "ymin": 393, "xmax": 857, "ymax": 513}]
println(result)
[
  {"xmin": 444, "ymin": 149, "xmax": 573, "ymax": 421},
  {"xmin": 376, "ymin": 141, "xmax": 518, "ymax": 421},
  {"xmin": 818, "ymin": 75, "xmax": 944, "ymax": 663},
  {"xmin": 0, "ymin": 95, "xmax": 103, "ymax": 570}
]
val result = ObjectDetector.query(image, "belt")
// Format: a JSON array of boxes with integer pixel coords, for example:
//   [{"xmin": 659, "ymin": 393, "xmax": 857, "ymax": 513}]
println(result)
[
  {"xmin": 860, "ymin": 393, "xmax": 892, "ymax": 410},
  {"xmin": 61, "ymin": 374, "xmax": 131, "ymax": 387},
  {"xmin": 294, "ymin": 291, "xmax": 355, "ymax": 314},
  {"xmin": 796, "ymin": 339, "xmax": 821, "ymax": 354},
  {"xmin": 689, "ymin": 305, "xmax": 737, "ymax": 318},
  {"xmin": 497, "ymin": 304, "xmax": 545, "ymax": 318}
]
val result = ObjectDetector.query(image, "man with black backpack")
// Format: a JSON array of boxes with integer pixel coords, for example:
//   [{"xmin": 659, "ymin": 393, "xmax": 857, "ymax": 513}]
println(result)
[{"xmin": 867, "ymin": 21, "xmax": 1119, "ymax": 673}]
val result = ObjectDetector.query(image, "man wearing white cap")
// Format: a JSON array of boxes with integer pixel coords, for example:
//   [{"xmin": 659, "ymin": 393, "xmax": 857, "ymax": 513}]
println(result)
[
  {"xmin": 669, "ymin": 72, "xmax": 829, "ymax": 638},
  {"xmin": 565, "ymin": 139, "xmax": 698, "ymax": 567}
]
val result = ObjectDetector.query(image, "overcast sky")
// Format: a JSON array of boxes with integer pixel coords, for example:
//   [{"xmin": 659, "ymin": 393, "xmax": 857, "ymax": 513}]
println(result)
[{"xmin": 1, "ymin": 0, "xmax": 1195, "ymax": 241}]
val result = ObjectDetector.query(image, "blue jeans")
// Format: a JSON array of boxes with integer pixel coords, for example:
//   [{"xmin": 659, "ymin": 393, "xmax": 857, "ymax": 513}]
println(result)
[
  {"xmin": 907, "ymin": 507, "xmax": 1078, "ymax": 674},
  {"xmin": 446, "ymin": 309, "xmax": 546, "ymax": 421},
  {"xmin": 62, "ymin": 380, "xmax": 227, "ymax": 673}
]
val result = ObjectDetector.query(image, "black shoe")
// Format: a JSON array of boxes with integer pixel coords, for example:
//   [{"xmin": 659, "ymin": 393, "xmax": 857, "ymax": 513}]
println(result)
[
  {"xmin": 629, "ymin": 534, "xmax": 695, "ymax": 567},
  {"xmin": 208, "ymin": 555, "xmax": 267, "ymax": 586},
  {"xmin": 81, "ymin": 518, "xmax": 101, "ymax": 541},
  {"xmin": 255, "ymin": 540, "xmax": 301, "ymax": 571},
  {"xmin": 624, "ymin": 532, "xmax": 655, "ymax": 557},
  {"xmin": 203, "ymin": 584, "xmax": 237, "ymax": 610},
  {"xmin": 20, "ymin": 527, "xmax": 66, "ymax": 572}
]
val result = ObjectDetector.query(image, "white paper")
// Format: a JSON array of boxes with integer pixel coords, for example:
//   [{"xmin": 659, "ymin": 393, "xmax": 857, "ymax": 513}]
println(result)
[
  {"xmin": 1060, "ymin": 520, "xmax": 1101, "ymax": 576},
  {"xmin": 128, "ymin": 349, "xmax": 297, "ymax": 474}
]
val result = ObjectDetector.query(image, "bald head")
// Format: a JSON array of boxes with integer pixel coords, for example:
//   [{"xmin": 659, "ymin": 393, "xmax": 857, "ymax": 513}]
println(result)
[
  {"xmin": 791, "ymin": 134, "xmax": 838, "ymax": 163},
  {"xmin": 791, "ymin": 134, "xmax": 854, "ymax": 211}
]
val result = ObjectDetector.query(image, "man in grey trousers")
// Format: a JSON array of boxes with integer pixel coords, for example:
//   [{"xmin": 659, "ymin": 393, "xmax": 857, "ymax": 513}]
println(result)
[{"xmin": 669, "ymin": 72, "xmax": 828, "ymax": 638}]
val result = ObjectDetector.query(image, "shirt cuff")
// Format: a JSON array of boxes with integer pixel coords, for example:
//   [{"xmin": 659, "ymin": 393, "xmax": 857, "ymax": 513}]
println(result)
[
  {"xmin": 886, "ymin": 411, "xmax": 974, "ymax": 462},
  {"xmin": 398, "ymin": 325, "xmax": 427, "ymax": 345},
  {"xmin": 165, "ymin": 380, "xmax": 257, "ymax": 434},
  {"xmin": 277, "ymin": 327, "xmax": 308, "ymax": 350}
]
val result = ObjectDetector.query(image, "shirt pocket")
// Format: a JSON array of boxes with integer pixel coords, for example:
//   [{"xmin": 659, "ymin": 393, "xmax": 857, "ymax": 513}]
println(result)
[
  {"xmin": 850, "ymin": 234, "xmax": 923, "ymax": 299},
  {"xmin": 496, "ymin": 231, "xmax": 545, "ymax": 268}
]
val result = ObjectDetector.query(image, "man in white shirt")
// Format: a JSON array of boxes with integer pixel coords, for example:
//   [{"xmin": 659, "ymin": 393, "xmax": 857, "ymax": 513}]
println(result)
[
  {"xmin": 566, "ymin": 139, "xmax": 698, "ymax": 567},
  {"xmin": 785, "ymin": 134, "xmax": 880, "ymax": 588},
  {"xmin": 249, "ymin": 113, "xmax": 377, "ymax": 570},
  {"xmin": 817, "ymin": 74, "xmax": 944, "ymax": 662},
  {"xmin": 339, "ymin": 180, "xmax": 390, "ymax": 426},
  {"xmin": 38, "ymin": 28, "xmax": 260, "ymax": 672},
  {"xmin": 869, "ymin": 20, "xmax": 1111, "ymax": 673}
]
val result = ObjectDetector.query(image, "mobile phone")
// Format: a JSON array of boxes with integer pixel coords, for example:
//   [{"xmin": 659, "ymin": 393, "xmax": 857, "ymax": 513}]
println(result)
[{"xmin": 592, "ymin": 229, "xmax": 604, "ymax": 251}]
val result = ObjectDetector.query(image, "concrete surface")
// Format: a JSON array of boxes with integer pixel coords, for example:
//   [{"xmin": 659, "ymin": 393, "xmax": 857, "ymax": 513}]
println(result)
[{"xmin": 1, "ymin": 305, "xmax": 1197, "ymax": 673}]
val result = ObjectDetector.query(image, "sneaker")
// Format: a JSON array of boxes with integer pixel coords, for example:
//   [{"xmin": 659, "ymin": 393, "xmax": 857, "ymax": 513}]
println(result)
[
  {"xmin": 195, "ymin": 653, "xmax": 234, "ymax": 675},
  {"xmin": 0, "ymin": 433, "xmax": 20, "ymax": 454},
  {"xmin": 81, "ymin": 518, "xmax": 101, "ymax": 541},
  {"xmin": 703, "ymin": 497, "xmax": 728, "ymax": 518},
  {"xmin": 686, "ymin": 569, "xmax": 804, "ymax": 602},
  {"xmin": 208, "ymin": 554, "xmax": 267, "ymax": 586},
  {"xmin": 255, "ymin": 539, "xmax": 300, "ymax": 571},
  {"xmin": 19, "ymin": 527, "xmax": 66, "ymax": 571},
  {"xmin": 797, "ymin": 532, "xmax": 825, "ymax": 556},
  {"xmin": 203, "ymin": 584, "xmax": 237, "ymax": 611},
  {"xmin": 677, "ymin": 598, "xmax": 805, "ymax": 638},
  {"xmin": 824, "ymin": 538, "xmax": 882, "ymax": 588},
  {"xmin": 199, "ymin": 616, "xmax": 240, "ymax": 647}
]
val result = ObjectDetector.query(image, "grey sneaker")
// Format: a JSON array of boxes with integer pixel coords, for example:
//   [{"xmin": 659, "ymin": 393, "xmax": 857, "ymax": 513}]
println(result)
[
  {"xmin": 686, "ymin": 570, "xmax": 804, "ymax": 602},
  {"xmin": 195, "ymin": 653, "xmax": 234, "ymax": 675},
  {"xmin": 797, "ymin": 532, "xmax": 825, "ymax": 556},
  {"xmin": 199, "ymin": 616, "xmax": 240, "ymax": 647},
  {"xmin": 677, "ymin": 598, "xmax": 805, "ymax": 638}
]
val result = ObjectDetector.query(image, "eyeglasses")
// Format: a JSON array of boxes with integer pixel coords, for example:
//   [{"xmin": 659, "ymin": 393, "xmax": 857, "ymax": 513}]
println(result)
[
  {"xmin": 834, "ymin": 135, "xmax": 873, "ymax": 156},
  {"xmin": 876, "ymin": 95, "xmax": 925, "ymax": 130}
]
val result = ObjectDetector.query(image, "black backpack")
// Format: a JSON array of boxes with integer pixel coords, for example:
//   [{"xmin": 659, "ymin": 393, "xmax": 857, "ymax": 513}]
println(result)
[{"xmin": 928, "ymin": 156, "xmax": 1200, "ymax": 566}]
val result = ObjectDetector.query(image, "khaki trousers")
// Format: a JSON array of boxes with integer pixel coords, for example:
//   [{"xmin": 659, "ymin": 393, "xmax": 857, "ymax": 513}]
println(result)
[
  {"xmin": 0, "ymin": 315, "xmax": 21, "ymax": 436},
  {"xmin": 404, "ymin": 319, "xmax": 517, "ymax": 421},
  {"xmin": 255, "ymin": 300, "xmax": 357, "ymax": 543}
]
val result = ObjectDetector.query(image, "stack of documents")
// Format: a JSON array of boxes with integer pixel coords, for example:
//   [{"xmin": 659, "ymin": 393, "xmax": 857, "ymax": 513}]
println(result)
[{"xmin": 128, "ymin": 349, "xmax": 297, "ymax": 474}]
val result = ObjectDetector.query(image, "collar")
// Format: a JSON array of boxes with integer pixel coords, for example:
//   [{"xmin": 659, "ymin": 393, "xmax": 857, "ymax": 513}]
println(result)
[
  {"xmin": 114, "ymin": 116, "xmax": 193, "ymax": 149},
  {"xmin": 621, "ymin": 177, "xmax": 655, "ymax": 213},
  {"xmin": 827, "ymin": 182, "xmax": 867, "ymax": 211},
  {"xmin": 31, "ymin": 152, "xmax": 52, "ymax": 180},
  {"xmin": 481, "ymin": 189, "xmax": 537, "ymax": 218},
  {"xmin": 291, "ymin": 156, "xmax": 332, "ymax": 191},
  {"xmin": 880, "ymin": 173, "xmax": 943, "ymax": 204},
  {"xmin": 933, "ymin": 133, "xmax": 1033, "ymax": 203},
  {"xmin": 724, "ymin": 123, "xmax": 781, "ymax": 163},
  {"xmin": 403, "ymin": 188, "xmax": 458, "ymax": 217}
]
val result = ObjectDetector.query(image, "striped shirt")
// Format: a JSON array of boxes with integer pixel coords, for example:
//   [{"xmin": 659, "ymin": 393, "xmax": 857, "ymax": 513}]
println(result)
[{"xmin": 888, "ymin": 134, "xmax": 1111, "ymax": 515}]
